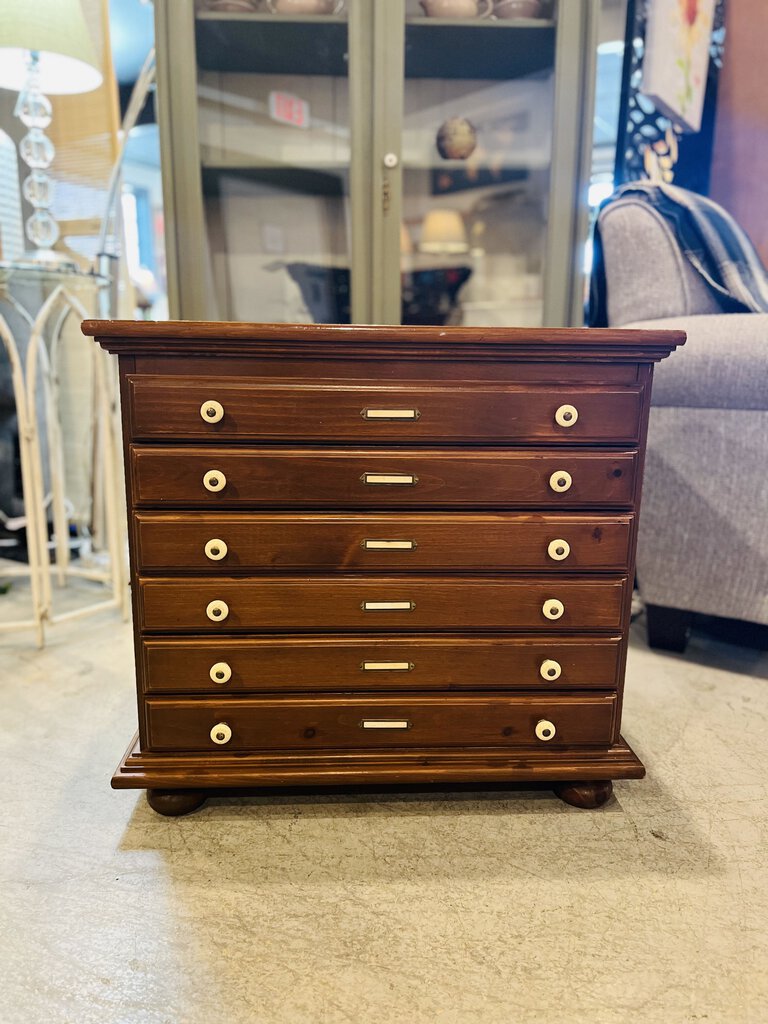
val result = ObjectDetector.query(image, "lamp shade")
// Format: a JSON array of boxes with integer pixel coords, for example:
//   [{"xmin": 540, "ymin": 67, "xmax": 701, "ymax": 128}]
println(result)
[
  {"xmin": 419, "ymin": 208, "xmax": 468, "ymax": 254},
  {"xmin": 0, "ymin": 0, "xmax": 102, "ymax": 95}
]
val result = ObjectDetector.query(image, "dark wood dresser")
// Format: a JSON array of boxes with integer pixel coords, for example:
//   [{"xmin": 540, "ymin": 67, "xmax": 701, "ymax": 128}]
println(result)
[{"xmin": 85, "ymin": 321, "xmax": 684, "ymax": 816}]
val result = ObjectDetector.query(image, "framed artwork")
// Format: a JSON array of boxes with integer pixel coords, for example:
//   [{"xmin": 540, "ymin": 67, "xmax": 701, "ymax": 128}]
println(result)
[
  {"xmin": 614, "ymin": 0, "xmax": 726, "ymax": 194},
  {"xmin": 642, "ymin": 0, "xmax": 717, "ymax": 132}
]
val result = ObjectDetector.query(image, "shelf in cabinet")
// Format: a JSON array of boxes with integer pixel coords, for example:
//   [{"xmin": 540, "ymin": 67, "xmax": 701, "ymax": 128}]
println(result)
[
  {"xmin": 195, "ymin": 13, "xmax": 349, "ymax": 76},
  {"xmin": 201, "ymin": 163, "xmax": 347, "ymax": 197},
  {"xmin": 195, "ymin": 11, "xmax": 555, "ymax": 79},
  {"xmin": 404, "ymin": 19, "xmax": 555, "ymax": 80}
]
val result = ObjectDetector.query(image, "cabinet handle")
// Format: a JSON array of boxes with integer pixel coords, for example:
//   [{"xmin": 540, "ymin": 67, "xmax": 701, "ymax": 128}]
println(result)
[
  {"xmin": 548, "ymin": 470, "xmax": 572, "ymax": 493},
  {"xmin": 535, "ymin": 719, "xmax": 556, "ymax": 742},
  {"xmin": 210, "ymin": 722, "xmax": 232, "ymax": 745},
  {"xmin": 200, "ymin": 400, "xmax": 224, "ymax": 423},
  {"xmin": 362, "ymin": 600, "xmax": 415, "ymax": 611},
  {"xmin": 361, "ymin": 661, "xmax": 413, "ymax": 671},
  {"xmin": 362, "ymin": 473, "xmax": 417, "ymax": 486},
  {"xmin": 209, "ymin": 661, "xmax": 232, "ymax": 684},
  {"xmin": 203, "ymin": 470, "xmax": 227, "ymax": 492},
  {"xmin": 360, "ymin": 719, "xmax": 411, "ymax": 730},
  {"xmin": 362, "ymin": 539, "xmax": 416, "ymax": 550},
  {"xmin": 204, "ymin": 538, "xmax": 228, "ymax": 561},
  {"xmin": 206, "ymin": 599, "xmax": 229, "ymax": 622},
  {"xmin": 542, "ymin": 599, "xmax": 565, "ymax": 620},
  {"xmin": 547, "ymin": 539, "xmax": 570, "ymax": 561},
  {"xmin": 554, "ymin": 404, "xmax": 578, "ymax": 427},
  {"xmin": 539, "ymin": 659, "xmax": 562, "ymax": 681},
  {"xmin": 361, "ymin": 408, "xmax": 419, "ymax": 420}
]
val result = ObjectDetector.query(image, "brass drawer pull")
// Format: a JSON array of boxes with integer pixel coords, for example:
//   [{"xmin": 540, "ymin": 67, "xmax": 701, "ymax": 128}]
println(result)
[
  {"xmin": 547, "ymin": 539, "xmax": 570, "ymax": 561},
  {"xmin": 362, "ymin": 472, "xmax": 417, "ymax": 486},
  {"xmin": 360, "ymin": 719, "xmax": 412, "ymax": 730},
  {"xmin": 535, "ymin": 719, "xmax": 556, "ymax": 742},
  {"xmin": 539, "ymin": 659, "xmax": 562, "ymax": 681},
  {"xmin": 554, "ymin": 404, "xmax": 578, "ymax": 427},
  {"xmin": 203, "ymin": 470, "xmax": 227, "ymax": 492},
  {"xmin": 200, "ymin": 399, "xmax": 224, "ymax": 423},
  {"xmin": 362, "ymin": 600, "xmax": 415, "ymax": 611},
  {"xmin": 362, "ymin": 661, "xmax": 413, "ymax": 671},
  {"xmin": 204, "ymin": 538, "xmax": 228, "ymax": 561},
  {"xmin": 362, "ymin": 539, "xmax": 416, "ymax": 550},
  {"xmin": 210, "ymin": 722, "xmax": 232, "ymax": 744},
  {"xmin": 362, "ymin": 408, "xmax": 419, "ymax": 420},
  {"xmin": 542, "ymin": 599, "xmax": 565, "ymax": 620},
  {"xmin": 206, "ymin": 599, "xmax": 229, "ymax": 622},
  {"xmin": 549, "ymin": 470, "xmax": 572, "ymax": 493}
]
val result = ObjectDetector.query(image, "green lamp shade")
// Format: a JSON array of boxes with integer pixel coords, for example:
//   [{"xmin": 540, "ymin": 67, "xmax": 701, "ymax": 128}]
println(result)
[{"xmin": 0, "ymin": 0, "xmax": 103, "ymax": 94}]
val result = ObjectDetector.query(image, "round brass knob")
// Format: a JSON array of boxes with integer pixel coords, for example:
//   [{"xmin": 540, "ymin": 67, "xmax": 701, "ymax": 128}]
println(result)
[
  {"xmin": 535, "ymin": 719, "xmax": 556, "ymax": 742},
  {"xmin": 206, "ymin": 599, "xmax": 229, "ymax": 622},
  {"xmin": 549, "ymin": 470, "xmax": 572, "ymax": 493},
  {"xmin": 203, "ymin": 470, "xmax": 227, "ymax": 493},
  {"xmin": 547, "ymin": 539, "xmax": 570, "ymax": 562},
  {"xmin": 209, "ymin": 661, "xmax": 232, "ymax": 684},
  {"xmin": 555, "ymin": 404, "xmax": 578, "ymax": 428},
  {"xmin": 542, "ymin": 598, "xmax": 565, "ymax": 620},
  {"xmin": 204, "ymin": 538, "xmax": 228, "ymax": 561},
  {"xmin": 210, "ymin": 722, "xmax": 232, "ymax": 745},
  {"xmin": 539, "ymin": 658, "xmax": 562, "ymax": 681},
  {"xmin": 200, "ymin": 400, "xmax": 224, "ymax": 424}
]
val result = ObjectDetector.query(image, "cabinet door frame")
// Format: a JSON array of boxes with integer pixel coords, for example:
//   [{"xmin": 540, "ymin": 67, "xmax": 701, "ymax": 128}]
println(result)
[
  {"xmin": 155, "ymin": 0, "xmax": 596, "ymax": 327},
  {"xmin": 542, "ymin": 0, "xmax": 598, "ymax": 327},
  {"xmin": 155, "ymin": 0, "xmax": 375, "ymax": 323},
  {"xmin": 155, "ymin": 1, "xmax": 209, "ymax": 321}
]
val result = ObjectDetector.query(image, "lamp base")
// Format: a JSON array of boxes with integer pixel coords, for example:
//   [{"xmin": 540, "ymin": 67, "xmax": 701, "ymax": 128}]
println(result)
[{"xmin": 22, "ymin": 248, "xmax": 79, "ymax": 272}]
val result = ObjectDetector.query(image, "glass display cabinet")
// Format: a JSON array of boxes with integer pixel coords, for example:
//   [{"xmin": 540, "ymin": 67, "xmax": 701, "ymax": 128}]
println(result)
[{"xmin": 155, "ymin": 0, "xmax": 596, "ymax": 326}]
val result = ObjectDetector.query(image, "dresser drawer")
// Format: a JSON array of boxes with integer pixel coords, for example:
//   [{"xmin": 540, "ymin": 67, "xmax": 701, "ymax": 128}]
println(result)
[
  {"xmin": 145, "ymin": 693, "xmax": 617, "ymax": 751},
  {"xmin": 134, "ymin": 512, "xmax": 634, "ymax": 573},
  {"xmin": 128, "ymin": 376, "xmax": 643, "ymax": 444},
  {"xmin": 141, "ymin": 635, "xmax": 623, "ymax": 693},
  {"xmin": 131, "ymin": 447, "xmax": 638, "ymax": 509},
  {"xmin": 138, "ymin": 575, "xmax": 628, "ymax": 632}
]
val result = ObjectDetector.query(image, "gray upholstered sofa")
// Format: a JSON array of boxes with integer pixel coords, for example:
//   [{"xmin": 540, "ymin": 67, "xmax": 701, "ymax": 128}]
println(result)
[{"xmin": 597, "ymin": 195, "xmax": 768, "ymax": 650}]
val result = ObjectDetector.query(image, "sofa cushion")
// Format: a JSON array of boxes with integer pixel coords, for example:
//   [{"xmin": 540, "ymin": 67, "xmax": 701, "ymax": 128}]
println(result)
[{"xmin": 626, "ymin": 313, "xmax": 768, "ymax": 411}]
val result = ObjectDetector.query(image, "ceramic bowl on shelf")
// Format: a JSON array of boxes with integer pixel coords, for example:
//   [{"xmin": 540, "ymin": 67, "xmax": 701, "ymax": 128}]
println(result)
[
  {"xmin": 266, "ymin": 0, "xmax": 345, "ymax": 13},
  {"xmin": 419, "ymin": 0, "xmax": 493, "ymax": 17},
  {"xmin": 198, "ymin": 0, "xmax": 260, "ymax": 11},
  {"xmin": 492, "ymin": 0, "xmax": 544, "ymax": 19}
]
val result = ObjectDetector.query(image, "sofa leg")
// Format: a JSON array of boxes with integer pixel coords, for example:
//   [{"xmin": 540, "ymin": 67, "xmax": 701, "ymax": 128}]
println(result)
[{"xmin": 646, "ymin": 604, "xmax": 693, "ymax": 653}]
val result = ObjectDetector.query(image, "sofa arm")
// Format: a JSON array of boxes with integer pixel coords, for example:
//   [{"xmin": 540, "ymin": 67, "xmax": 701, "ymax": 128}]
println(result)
[
  {"xmin": 626, "ymin": 313, "xmax": 768, "ymax": 410},
  {"xmin": 599, "ymin": 199, "xmax": 723, "ymax": 325}
]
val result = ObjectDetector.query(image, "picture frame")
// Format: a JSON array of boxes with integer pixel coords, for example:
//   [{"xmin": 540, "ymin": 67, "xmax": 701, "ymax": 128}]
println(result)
[{"xmin": 642, "ymin": 0, "xmax": 716, "ymax": 133}]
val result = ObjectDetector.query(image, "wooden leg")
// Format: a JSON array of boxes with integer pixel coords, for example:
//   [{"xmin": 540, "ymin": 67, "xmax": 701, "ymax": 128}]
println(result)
[
  {"xmin": 646, "ymin": 603, "xmax": 693, "ymax": 653},
  {"xmin": 554, "ymin": 780, "xmax": 613, "ymax": 809},
  {"xmin": 146, "ymin": 788, "xmax": 207, "ymax": 817}
]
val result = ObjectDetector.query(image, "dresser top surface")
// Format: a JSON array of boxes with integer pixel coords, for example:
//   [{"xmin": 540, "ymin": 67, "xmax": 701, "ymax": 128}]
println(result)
[{"xmin": 83, "ymin": 320, "xmax": 685, "ymax": 363}]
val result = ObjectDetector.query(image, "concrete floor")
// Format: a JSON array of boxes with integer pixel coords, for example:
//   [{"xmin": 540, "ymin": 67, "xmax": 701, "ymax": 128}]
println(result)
[{"xmin": 1, "ymin": 581, "xmax": 767, "ymax": 1024}]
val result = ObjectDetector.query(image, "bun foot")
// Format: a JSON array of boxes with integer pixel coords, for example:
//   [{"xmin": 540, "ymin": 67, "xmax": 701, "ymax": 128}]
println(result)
[
  {"xmin": 554, "ymin": 780, "xmax": 613, "ymax": 809},
  {"xmin": 147, "ymin": 788, "xmax": 207, "ymax": 816}
]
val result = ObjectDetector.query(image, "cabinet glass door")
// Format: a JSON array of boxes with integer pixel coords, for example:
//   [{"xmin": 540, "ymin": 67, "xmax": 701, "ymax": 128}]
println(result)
[
  {"xmin": 194, "ymin": 1, "xmax": 353, "ymax": 323},
  {"xmin": 399, "ymin": 0, "xmax": 558, "ymax": 327}
]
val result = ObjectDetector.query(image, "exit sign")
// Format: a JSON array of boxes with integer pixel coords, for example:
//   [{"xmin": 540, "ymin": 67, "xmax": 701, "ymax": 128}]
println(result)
[{"xmin": 269, "ymin": 91, "xmax": 310, "ymax": 129}]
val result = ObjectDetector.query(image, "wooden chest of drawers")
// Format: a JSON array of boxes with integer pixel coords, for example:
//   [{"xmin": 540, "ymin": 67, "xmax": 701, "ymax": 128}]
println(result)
[{"xmin": 85, "ymin": 320, "xmax": 684, "ymax": 815}]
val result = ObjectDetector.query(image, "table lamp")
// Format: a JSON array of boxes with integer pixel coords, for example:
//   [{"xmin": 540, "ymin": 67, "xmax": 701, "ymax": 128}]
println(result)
[
  {"xmin": 0, "ymin": 0, "xmax": 103, "ymax": 262},
  {"xmin": 419, "ymin": 208, "xmax": 469, "ymax": 255}
]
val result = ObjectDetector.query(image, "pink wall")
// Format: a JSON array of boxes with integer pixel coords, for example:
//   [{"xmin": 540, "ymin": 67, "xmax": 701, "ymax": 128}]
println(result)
[{"xmin": 710, "ymin": 0, "xmax": 768, "ymax": 263}]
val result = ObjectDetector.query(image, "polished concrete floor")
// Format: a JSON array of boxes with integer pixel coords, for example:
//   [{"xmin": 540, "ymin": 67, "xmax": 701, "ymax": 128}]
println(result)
[{"xmin": 1, "ymin": 581, "xmax": 767, "ymax": 1024}]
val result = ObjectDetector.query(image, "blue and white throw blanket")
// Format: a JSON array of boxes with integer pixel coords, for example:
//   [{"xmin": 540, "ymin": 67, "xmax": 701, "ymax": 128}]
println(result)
[{"xmin": 588, "ymin": 181, "xmax": 768, "ymax": 326}]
